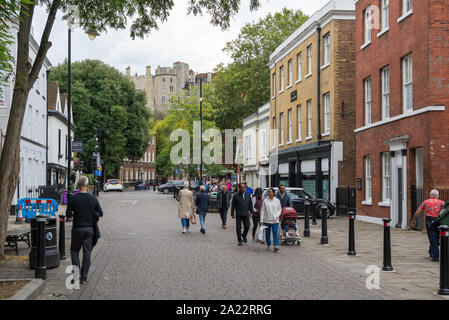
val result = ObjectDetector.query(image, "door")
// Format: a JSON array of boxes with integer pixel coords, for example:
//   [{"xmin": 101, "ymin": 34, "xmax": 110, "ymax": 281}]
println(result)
[{"xmin": 396, "ymin": 168, "xmax": 403, "ymax": 228}]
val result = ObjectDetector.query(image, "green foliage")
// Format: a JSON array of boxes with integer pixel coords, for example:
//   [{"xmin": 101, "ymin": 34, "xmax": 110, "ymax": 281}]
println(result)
[
  {"xmin": 210, "ymin": 8, "xmax": 308, "ymax": 130},
  {"xmin": 49, "ymin": 59, "xmax": 149, "ymax": 178}
]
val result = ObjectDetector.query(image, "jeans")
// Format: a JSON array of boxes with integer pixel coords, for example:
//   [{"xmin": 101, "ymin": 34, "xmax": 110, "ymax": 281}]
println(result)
[
  {"xmin": 70, "ymin": 227, "xmax": 94, "ymax": 281},
  {"xmin": 219, "ymin": 207, "xmax": 228, "ymax": 225},
  {"xmin": 265, "ymin": 222, "xmax": 279, "ymax": 247},
  {"xmin": 199, "ymin": 214, "xmax": 206, "ymax": 230},
  {"xmin": 426, "ymin": 216, "xmax": 440, "ymax": 259},
  {"xmin": 181, "ymin": 218, "xmax": 190, "ymax": 229}
]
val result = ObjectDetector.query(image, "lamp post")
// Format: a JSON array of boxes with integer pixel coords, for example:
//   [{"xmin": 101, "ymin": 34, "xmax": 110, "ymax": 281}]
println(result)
[{"xmin": 199, "ymin": 77, "xmax": 203, "ymax": 185}]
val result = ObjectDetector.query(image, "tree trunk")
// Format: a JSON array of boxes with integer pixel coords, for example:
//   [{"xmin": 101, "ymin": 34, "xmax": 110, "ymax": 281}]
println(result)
[{"xmin": 0, "ymin": 0, "xmax": 60, "ymax": 257}]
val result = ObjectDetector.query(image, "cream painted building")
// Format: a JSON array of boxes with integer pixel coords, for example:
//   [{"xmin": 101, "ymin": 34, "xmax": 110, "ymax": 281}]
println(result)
[
  {"xmin": 242, "ymin": 102, "xmax": 270, "ymax": 189},
  {"xmin": 126, "ymin": 62, "xmax": 194, "ymax": 113}
]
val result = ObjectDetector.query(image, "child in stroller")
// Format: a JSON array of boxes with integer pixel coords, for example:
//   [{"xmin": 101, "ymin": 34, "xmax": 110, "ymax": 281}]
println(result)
[{"xmin": 279, "ymin": 207, "xmax": 301, "ymax": 246}]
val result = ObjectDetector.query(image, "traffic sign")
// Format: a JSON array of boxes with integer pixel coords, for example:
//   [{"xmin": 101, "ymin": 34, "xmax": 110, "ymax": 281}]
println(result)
[
  {"xmin": 95, "ymin": 169, "xmax": 102, "ymax": 177},
  {"xmin": 72, "ymin": 141, "xmax": 83, "ymax": 153}
]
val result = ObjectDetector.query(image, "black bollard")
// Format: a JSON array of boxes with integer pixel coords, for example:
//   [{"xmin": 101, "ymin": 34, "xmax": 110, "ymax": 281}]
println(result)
[
  {"xmin": 347, "ymin": 212, "xmax": 356, "ymax": 255},
  {"xmin": 66, "ymin": 192, "xmax": 73, "ymax": 222},
  {"xmin": 303, "ymin": 201, "xmax": 310, "ymax": 237},
  {"xmin": 58, "ymin": 214, "xmax": 67, "ymax": 260},
  {"xmin": 382, "ymin": 218, "xmax": 394, "ymax": 271},
  {"xmin": 320, "ymin": 206, "xmax": 328, "ymax": 244},
  {"xmin": 35, "ymin": 217, "xmax": 47, "ymax": 280},
  {"xmin": 438, "ymin": 225, "xmax": 449, "ymax": 295},
  {"xmin": 312, "ymin": 202, "xmax": 317, "ymax": 225}
]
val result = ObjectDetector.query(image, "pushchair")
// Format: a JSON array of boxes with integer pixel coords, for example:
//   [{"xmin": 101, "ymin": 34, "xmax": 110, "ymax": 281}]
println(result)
[{"xmin": 279, "ymin": 207, "xmax": 301, "ymax": 246}]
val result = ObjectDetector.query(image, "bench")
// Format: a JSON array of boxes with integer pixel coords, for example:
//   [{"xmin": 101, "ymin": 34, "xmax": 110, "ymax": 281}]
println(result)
[{"xmin": 5, "ymin": 229, "xmax": 31, "ymax": 255}]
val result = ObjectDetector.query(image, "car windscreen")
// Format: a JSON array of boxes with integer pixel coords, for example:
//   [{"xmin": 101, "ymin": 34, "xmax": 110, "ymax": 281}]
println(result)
[
  {"xmin": 286, "ymin": 189, "xmax": 310, "ymax": 199},
  {"xmin": 109, "ymin": 180, "xmax": 120, "ymax": 184}
]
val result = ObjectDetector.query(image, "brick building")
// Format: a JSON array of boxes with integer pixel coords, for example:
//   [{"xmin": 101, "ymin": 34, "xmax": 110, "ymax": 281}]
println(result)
[
  {"xmin": 354, "ymin": 0, "xmax": 449, "ymax": 228},
  {"xmin": 119, "ymin": 135, "xmax": 157, "ymax": 185},
  {"xmin": 268, "ymin": 0, "xmax": 356, "ymax": 205}
]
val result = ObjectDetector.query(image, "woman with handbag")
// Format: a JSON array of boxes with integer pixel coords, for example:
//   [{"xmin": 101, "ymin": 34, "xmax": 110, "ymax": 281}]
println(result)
[
  {"xmin": 178, "ymin": 181, "xmax": 195, "ymax": 234},
  {"xmin": 195, "ymin": 185, "xmax": 210, "ymax": 234}
]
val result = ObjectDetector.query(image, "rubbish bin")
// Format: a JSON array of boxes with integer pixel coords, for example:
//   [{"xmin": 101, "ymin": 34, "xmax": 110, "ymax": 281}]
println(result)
[{"xmin": 29, "ymin": 214, "xmax": 60, "ymax": 269}]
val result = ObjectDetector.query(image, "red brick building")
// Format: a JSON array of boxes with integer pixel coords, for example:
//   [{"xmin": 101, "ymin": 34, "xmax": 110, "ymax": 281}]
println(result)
[{"xmin": 355, "ymin": 0, "xmax": 449, "ymax": 228}]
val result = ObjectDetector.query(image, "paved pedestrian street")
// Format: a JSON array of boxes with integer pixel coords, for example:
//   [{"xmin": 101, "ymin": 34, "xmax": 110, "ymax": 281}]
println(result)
[{"xmin": 31, "ymin": 191, "xmax": 446, "ymax": 300}]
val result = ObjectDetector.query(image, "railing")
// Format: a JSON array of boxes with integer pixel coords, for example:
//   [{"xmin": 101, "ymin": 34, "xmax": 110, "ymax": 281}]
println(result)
[
  {"xmin": 25, "ymin": 185, "xmax": 40, "ymax": 199},
  {"xmin": 411, "ymin": 186, "xmax": 424, "ymax": 231},
  {"xmin": 439, "ymin": 189, "xmax": 449, "ymax": 202}
]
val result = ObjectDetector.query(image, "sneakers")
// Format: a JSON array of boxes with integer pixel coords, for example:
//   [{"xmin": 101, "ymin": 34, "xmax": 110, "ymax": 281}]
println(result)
[
  {"xmin": 80, "ymin": 279, "xmax": 88, "ymax": 284},
  {"xmin": 200, "ymin": 228, "xmax": 206, "ymax": 234},
  {"xmin": 182, "ymin": 228, "xmax": 186, "ymax": 234},
  {"xmin": 274, "ymin": 246, "xmax": 280, "ymax": 252},
  {"xmin": 266, "ymin": 246, "xmax": 271, "ymax": 251}
]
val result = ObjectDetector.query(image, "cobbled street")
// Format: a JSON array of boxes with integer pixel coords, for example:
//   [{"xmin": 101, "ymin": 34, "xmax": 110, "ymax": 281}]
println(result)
[{"xmin": 56, "ymin": 191, "xmax": 394, "ymax": 300}]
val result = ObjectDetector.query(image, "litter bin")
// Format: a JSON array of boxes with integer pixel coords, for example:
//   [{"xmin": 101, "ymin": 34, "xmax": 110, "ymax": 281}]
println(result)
[{"xmin": 29, "ymin": 214, "xmax": 60, "ymax": 269}]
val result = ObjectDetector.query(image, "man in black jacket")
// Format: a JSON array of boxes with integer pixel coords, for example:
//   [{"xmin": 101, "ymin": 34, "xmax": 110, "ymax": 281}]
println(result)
[
  {"xmin": 217, "ymin": 185, "xmax": 231, "ymax": 229},
  {"xmin": 231, "ymin": 183, "xmax": 254, "ymax": 246},
  {"xmin": 67, "ymin": 176, "xmax": 103, "ymax": 284},
  {"xmin": 276, "ymin": 185, "xmax": 293, "ymax": 208}
]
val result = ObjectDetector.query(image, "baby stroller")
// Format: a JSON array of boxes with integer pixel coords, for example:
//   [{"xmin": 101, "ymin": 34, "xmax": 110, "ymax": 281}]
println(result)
[{"xmin": 279, "ymin": 207, "xmax": 301, "ymax": 246}]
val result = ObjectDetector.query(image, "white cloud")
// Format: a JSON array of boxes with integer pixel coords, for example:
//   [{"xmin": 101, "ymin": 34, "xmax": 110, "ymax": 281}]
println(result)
[{"xmin": 33, "ymin": 0, "xmax": 329, "ymax": 75}]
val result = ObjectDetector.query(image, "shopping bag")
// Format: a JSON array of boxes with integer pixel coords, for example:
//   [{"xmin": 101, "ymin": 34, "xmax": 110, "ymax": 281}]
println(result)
[
  {"xmin": 191, "ymin": 208, "xmax": 197, "ymax": 224},
  {"xmin": 256, "ymin": 225, "xmax": 267, "ymax": 242}
]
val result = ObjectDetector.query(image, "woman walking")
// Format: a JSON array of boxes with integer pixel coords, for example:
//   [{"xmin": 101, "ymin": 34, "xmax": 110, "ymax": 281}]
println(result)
[
  {"xmin": 260, "ymin": 188, "xmax": 282, "ymax": 252},
  {"xmin": 178, "ymin": 182, "xmax": 195, "ymax": 234},
  {"xmin": 252, "ymin": 187, "xmax": 264, "ymax": 242},
  {"xmin": 195, "ymin": 185, "xmax": 210, "ymax": 234}
]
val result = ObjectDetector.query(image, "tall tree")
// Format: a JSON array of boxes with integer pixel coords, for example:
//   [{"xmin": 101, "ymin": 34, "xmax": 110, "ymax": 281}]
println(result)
[
  {"xmin": 0, "ymin": 0, "xmax": 262, "ymax": 256},
  {"xmin": 210, "ymin": 8, "xmax": 308, "ymax": 130}
]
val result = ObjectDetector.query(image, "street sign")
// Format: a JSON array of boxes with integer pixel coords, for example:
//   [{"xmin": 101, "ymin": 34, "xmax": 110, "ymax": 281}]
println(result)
[
  {"xmin": 72, "ymin": 141, "xmax": 83, "ymax": 153},
  {"xmin": 95, "ymin": 169, "xmax": 102, "ymax": 177}
]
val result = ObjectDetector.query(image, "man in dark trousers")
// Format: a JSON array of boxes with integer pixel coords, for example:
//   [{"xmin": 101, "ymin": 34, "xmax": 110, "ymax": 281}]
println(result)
[
  {"xmin": 276, "ymin": 184, "xmax": 293, "ymax": 208},
  {"xmin": 231, "ymin": 183, "xmax": 254, "ymax": 246},
  {"xmin": 67, "ymin": 176, "xmax": 103, "ymax": 284},
  {"xmin": 217, "ymin": 184, "xmax": 231, "ymax": 229}
]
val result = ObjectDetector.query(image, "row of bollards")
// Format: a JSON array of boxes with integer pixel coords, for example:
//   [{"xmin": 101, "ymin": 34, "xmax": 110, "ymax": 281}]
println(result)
[
  {"xmin": 34, "ymin": 214, "xmax": 67, "ymax": 280},
  {"xmin": 302, "ymin": 202, "xmax": 328, "ymax": 245}
]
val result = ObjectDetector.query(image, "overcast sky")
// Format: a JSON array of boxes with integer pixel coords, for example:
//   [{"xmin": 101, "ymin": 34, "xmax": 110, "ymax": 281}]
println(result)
[{"xmin": 33, "ymin": 0, "xmax": 329, "ymax": 76}]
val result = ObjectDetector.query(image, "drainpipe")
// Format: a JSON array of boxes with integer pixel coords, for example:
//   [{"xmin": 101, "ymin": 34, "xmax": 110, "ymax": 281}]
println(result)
[
  {"xmin": 46, "ymin": 69, "xmax": 50, "ymax": 185},
  {"xmin": 315, "ymin": 25, "xmax": 323, "ymax": 199}
]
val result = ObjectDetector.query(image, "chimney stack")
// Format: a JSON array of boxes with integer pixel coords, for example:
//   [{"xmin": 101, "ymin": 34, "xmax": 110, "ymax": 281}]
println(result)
[
  {"xmin": 126, "ymin": 66, "xmax": 131, "ymax": 77},
  {"xmin": 146, "ymin": 66, "xmax": 151, "ymax": 77}
]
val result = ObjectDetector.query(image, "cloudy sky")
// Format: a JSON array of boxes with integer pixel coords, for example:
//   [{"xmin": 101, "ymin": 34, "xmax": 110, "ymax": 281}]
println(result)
[{"xmin": 33, "ymin": 0, "xmax": 329, "ymax": 76}]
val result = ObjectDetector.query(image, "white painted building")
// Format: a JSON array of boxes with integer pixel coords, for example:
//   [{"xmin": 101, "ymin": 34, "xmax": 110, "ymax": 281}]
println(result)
[
  {"xmin": 0, "ymin": 22, "xmax": 52, "ymax": 203},
  {"xmin": 242, "ymin": 102, "xmax": 270, "ymax": 189},
  {"xmin": 47, "ymin": 82, "xmax": 74, "ymax": 186}
]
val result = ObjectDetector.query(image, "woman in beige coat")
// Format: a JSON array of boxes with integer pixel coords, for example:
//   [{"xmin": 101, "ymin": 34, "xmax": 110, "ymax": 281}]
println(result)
[{"xmin": 178, "ymin": 181, "xmax": 195, "ymax": 233}]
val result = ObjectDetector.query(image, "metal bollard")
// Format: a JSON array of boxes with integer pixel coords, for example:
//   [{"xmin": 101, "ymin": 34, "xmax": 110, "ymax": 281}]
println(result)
[
  {"xmin": 438, "ymin": 225, "xmax": 449, "ymax": 295},
  {"xmin": 58, "ymin": 214, "xmax": 67, "ymax": 260},
  {"xmin": 303, "ymin": 201, "xmax": 310, "ymax": 237},
  {"xmin": 35, "ymin": 217, "xmax": 47, "ymax": 280},
  {"xmin": 347, "ymin": 212, "xmax": 356, "ymax": 255},
  {"xmin": 312, "ymin": 202, "xmax": 317, "ymax": 225},
  {"xmin": 320, "ymin": 206, "xmax": 328, "ymax": 244},
  {"xmin": 382, "ymin": 218, "xmax": 394, "ymax": 271},
  {"xmin": 66, "ymin": 192, "xmax": 73, "ymax": 222}
]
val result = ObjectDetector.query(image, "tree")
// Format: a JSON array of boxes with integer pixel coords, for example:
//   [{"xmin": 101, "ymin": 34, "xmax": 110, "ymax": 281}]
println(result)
[
  {"xmin": 210, "ymin": 8, "xmax": 308, "ymax": 130},
  {"xmin": 49, "ymin": 59, "xmax": 148, "ymax": 180},
  {"xmin": 0, "ymin": 0, "xmax": 263, "ymax": 256}
]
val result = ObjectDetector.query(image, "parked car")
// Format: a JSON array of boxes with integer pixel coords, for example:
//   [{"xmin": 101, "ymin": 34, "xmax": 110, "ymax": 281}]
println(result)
[
  {"xmin": 262, "ymin": 187, "xmax": 335, "ymax": 218},
  {"xmin": 103, "ymin": 179, "xmax": 123, "ymax": 192},
  {"xmin": 135, "ymin": 181, "xmax": 149, "ymax": 191},
  {"xmin": 159, "ymin": 180, "xmax": 185, "ymax": 194}
]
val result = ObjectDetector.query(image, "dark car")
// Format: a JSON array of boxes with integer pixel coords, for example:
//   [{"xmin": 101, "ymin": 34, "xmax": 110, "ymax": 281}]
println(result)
[
  {"xmin": 159, "ymin": 180, "xmax": 185, "ymax": 194},
  {"xmin": 135, "ymin": 181, "xmax": 149, "ymax": 191},
  {"xmin": 262, "ymin": 187, "xmax": 335, "ymax": 218}
]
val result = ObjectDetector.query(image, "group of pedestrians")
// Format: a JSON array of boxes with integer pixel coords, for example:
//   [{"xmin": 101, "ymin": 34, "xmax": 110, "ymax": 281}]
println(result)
[{"xmin": 177, "ymin": 180, "xmax": 293, "ymax": 253}]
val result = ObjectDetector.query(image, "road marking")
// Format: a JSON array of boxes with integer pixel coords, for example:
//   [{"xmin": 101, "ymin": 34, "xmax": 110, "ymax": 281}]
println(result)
[{"xmin": 131, "ymin": 200, "xmax": 138, "ymax": 205}]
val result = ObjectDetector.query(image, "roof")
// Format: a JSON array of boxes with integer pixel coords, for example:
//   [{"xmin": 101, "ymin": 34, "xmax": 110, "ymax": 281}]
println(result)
[
  {"xmin": 60, "ymin": 93, "xmax": 67, "ymax": 114},
  {"xmin": 47, "ymin": 82, "xmax": 59, "ymax": 111}
]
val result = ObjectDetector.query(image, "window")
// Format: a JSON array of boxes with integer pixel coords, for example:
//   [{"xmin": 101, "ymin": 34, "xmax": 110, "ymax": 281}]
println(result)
[
  {"xmin": 364, "ymin": 9, "xmax": 372, "ymax": 44},
  {"xmin": 162, "ymin": 78, "xmax": 165, "ymax": 82},
  {"xmin": 162, "ymin": 96, "xmax": 166, "ymax": 104},
  {"xmin": 288, "ymin": 59, "xmax": 292, "ymax": 87},
  {"xmin": 297, "ymin": 53, "xmax": 302, "ymax": 82},
  {"xmin": 287, "ymin": 109, "xmax": 292, "ymax": 143},
  {"xmin": 403, "ymin": 0, "xmax": 412, "ymax": 15},
  {"xmin": 365, "ymin": 155, "xmax": 372, "ymax": 202},
  {"xmin": 307, "ymin": 45, "xmax": 312, "ymax": 75},
  {"xmin": 58, "ymin": 129, "xmax": 61, "ymax": 155},
  {"xmin": 170, "ymin": 86, "xmax": 174, "ymax": 92},
  {"xmin": 307, "ymin": 100, "xmax": 312, "ymax": 137},
  {"xmin": 245, "ymin": 135, "xmax": 251, "ymax": 159},
  {"xmin": 259, "ymin": 130, "xmax": 266, "ymax": 158},
  {"xmin": 279, "ymin": 66, "xmax": 284, "ymax": 92},
  {"xmin": 403, "ymin": 54, "xmax": 413, "ymax": 112},
  {"xmin": 323, "ymin": 33, "xmax": 330, "ymax": 66},
  {"xmin": 65, "ymin": 134, "xmax": 68, "ymax": 159},
  {"xmin": 152, "ymin": 152, "xmax": 155, "ymax": 162},
  {"xmin": 382, "ymin": 152, "xmax": 391, "ymax": 202},
  {"xmin": 381, "ymin": 0, "xmax": 389, "ymax": 30},
  {"xmin": 364, "ymin": 78, "xmax": 372, "ymax": 125},
  {"xmin": 272, "ymin": 117, "xmax": 276, "ymax": 147},
  {"xmin": 381, "ymin": 66, "xmax": 390, "ymax": 119},
  {"xmin": 324, "ymin": 93, "xmax": 330, "ymax": 133},
  {"xmin": 279, "ymin": 112, "xmax": 284, "ymax": 145},
  {"xmin": 272, "ymin": 73, "xmax": 276, "ymax": 97},
  {"xmin": 297, "ymin": 105, "xmax": 302, "ymax": 140}
]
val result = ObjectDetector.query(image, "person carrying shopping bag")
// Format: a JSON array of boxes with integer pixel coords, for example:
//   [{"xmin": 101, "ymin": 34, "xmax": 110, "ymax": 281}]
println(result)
[{"xmin": 260, "ymin": 188, "xmax": 282, "ymax": 252}]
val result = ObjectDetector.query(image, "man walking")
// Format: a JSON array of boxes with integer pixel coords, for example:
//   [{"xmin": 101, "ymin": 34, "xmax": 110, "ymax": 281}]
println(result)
[
  {"xmin": 411, "ymin": 189, "xmax": 445, "ymax": 261},
  {"xmin": 231, "ymin": 183, "xmax": 254, "ymax": 246},
  {"xmin": 67, "ymin": 176, "xmax": 103, "ymax": 284},
  {"xmin": 217, "ymin": 184, "xmax": 231, "ymax": 229},
  {"xmin": 276, "ymin": 185, "xmax": 292, "ymax": 208}
]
